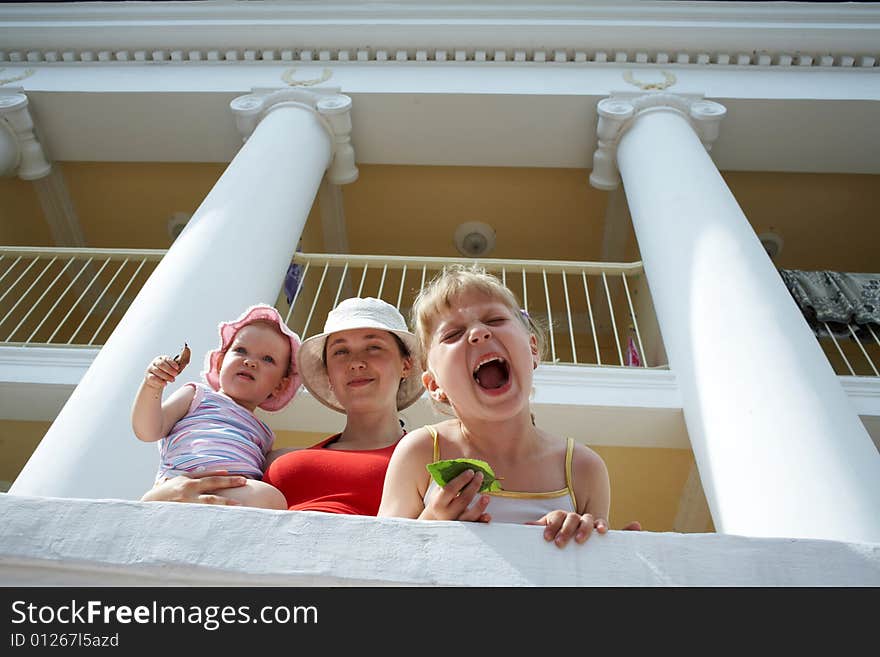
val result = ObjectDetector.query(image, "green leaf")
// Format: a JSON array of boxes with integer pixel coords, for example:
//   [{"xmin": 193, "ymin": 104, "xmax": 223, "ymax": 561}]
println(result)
[{"xmin": 426, "ymin": 458, "xmax": 502, "ymax": 493}]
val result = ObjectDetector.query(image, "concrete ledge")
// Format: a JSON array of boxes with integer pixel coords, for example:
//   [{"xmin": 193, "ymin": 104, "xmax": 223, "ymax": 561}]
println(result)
[{"xmin": 1, "ymin": 494, "xmax": 878, "ymax": 586}]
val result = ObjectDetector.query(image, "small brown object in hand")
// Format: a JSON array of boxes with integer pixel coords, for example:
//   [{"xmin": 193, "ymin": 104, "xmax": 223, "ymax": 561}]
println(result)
[{"xmin": 173, "ymin": 343, "xmax": 191, "ymax": 369}]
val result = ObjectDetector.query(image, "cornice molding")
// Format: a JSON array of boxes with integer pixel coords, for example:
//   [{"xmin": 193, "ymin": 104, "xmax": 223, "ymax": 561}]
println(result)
[
  {"xmin": 0, "ymin": 2, "xmax": 877, "ymax": 70},
  {"xmin": 1, "ymin": 46, "xmax": 875, "ymax": 71}
]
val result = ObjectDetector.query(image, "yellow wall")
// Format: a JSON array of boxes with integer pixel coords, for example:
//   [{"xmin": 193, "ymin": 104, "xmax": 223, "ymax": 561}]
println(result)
[
  {"xmin": 0, "ymin": 176, "xmax": 51, "ymax": 245},
  {"xmin": 5, "ymin": 163, "xmax": 878, "ymax": 278},
  {"xmin": 594, "ymin": 445, "xmax": 705, "ymax": 532},
  {"xmin": 0, "ymin": 419, "xmax": 50, "ymax": 491}
]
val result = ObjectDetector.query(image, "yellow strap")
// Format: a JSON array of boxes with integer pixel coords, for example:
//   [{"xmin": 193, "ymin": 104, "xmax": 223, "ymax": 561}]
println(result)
[
  {"xmin": 425, "ymin": 424, "xmax": 440, "ymax": 461},
  {"xmin": 565, "ymin": 437, "xmax": 577, "ymax": 511}
]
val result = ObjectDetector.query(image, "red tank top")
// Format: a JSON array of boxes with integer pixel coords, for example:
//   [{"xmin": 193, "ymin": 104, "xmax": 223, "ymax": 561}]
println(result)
[{"xmin": 263, "ymin": 434, "xmax": 400, "ymax": 516}]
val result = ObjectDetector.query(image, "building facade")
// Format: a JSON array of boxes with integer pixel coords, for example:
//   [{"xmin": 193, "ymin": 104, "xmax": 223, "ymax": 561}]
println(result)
[{"xmin": 1, "ymin": 1, "xmax": 879, "ymax": 584}]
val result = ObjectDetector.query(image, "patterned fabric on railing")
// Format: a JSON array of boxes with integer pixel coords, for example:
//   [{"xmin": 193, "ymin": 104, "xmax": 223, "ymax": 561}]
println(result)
[{"xmin": 780, "ymin": 269, "xmax": 880, "ymax": 340}]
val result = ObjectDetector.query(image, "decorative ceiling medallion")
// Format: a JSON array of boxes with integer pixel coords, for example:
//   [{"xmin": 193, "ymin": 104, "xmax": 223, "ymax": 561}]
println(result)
[
  {"xmin": 281, "ymin": 67, "xmax": 333, "ymax": 87},
  {"xmin": 623, "ymin": 70, "xmax": 676, "ymax": 91},
  {"xmin": 0, "ymin": 68, "xmax": 35, "ymax": 86}
]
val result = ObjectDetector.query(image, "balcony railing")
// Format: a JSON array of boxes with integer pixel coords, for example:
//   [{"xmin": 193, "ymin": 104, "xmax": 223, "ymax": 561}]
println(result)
[
  {"xmin": 0, "ymin": 246, "xmax": 665, "ymax": 369},
  {"xmin": 280, "ymin": 252, "xmax": 665, "ymax": 368},
  {"xmin": 3, "ymin": 245, "xmax": 876, "ymax": 378}
]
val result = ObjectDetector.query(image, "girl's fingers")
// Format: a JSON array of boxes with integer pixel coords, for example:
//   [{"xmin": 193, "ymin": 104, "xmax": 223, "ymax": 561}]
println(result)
[
  {"xmin": 555, "ymin": 513, "xmax": 587, "ymax": 547},
  {"xmin": 457, "ymin": 494, "xmax": 490, "ymax": 522}
]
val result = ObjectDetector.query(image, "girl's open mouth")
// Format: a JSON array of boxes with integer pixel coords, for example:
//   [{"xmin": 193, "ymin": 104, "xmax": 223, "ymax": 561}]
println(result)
[{"xmin": 473, "ymin": 356, "xmax": 509, "ymax": 390}]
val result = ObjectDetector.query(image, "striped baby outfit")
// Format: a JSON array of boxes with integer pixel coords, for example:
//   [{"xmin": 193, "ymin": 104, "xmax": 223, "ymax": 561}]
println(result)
[{"xmin": 156, "ymin": 382, "xmax": 275, "ymax": 481}]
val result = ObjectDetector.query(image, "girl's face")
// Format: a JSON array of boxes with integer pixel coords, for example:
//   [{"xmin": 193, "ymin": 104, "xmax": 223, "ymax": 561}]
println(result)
[
  {"xmin": 423, "ymin": 289, "xmax": 538, "ymax": 421},
  {"xmin": 218, "ymin": 323, "xmax": 291, "ymax": 412},
  {"xmin": 324, "ymin": 328, "xmax": 412, "ymax": 414}
]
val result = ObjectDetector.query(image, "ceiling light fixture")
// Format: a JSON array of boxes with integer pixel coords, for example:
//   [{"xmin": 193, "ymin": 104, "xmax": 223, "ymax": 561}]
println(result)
[
  {"xmin": 758, "ymin": 231, "xmax": 784, "ymax": 260},
  {"xmin": 454, "ymin": 221, "xmax": 496, "ymax": 257}
]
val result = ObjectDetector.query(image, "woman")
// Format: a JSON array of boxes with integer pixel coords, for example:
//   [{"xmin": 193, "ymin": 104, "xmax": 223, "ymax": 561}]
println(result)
[{"xmin": 141, "ymin": 297, "xmax": 423, "ymax": 515}]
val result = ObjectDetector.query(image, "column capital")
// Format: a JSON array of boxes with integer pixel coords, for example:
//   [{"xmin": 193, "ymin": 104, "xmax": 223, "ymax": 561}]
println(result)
[
  {"xmin": 589, "ymin": 92, "xmax": 726, "ymax": 190},
  {"xmin": 230, "ymin": 86, "xmax": 358, "ymax": 185},
  {"xmin": 0, "ymin": 90, "xmax": 51, "ymax": 180}
]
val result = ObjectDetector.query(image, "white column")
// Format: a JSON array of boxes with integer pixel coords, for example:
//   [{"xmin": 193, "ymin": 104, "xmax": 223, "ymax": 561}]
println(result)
[
  {"xmin": 11, "ymin": 89, "xmax": 357, "ymax": 500},
  {"xmin": 591, "ymin": 93, "xmax": 880, "ymax": 543}
]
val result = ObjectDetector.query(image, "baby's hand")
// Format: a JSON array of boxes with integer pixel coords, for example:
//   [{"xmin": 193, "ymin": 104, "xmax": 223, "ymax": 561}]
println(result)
[
  {"xmin": 423, "ymin": 469, "xmax": 491, "ymax": 523},
  {"xmin": 144, "ymin": 353, "xmax": 182, "ymax": 390},
  {"xmin": 528, "ymin": 511, "xmax": 608, "ymax": 548}
]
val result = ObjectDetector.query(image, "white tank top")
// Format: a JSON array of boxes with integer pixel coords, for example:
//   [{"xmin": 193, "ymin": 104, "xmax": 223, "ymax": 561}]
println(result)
[{"xmin": 422, "ymin": 425, "xmax": 577, "ymax": 524}]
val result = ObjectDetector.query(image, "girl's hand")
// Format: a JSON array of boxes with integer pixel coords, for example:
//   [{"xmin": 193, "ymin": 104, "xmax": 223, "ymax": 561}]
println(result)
[
  {"xmin": 144, "ymin": 354, "xmax": 181, "ymax": 390},
  {"xmin": 140, "ymin": 471, "xmax": 246, "ymax": 505},
  {"xmin": 421, "ymin": 469, "xmax": 491, "ymax": 523},
  {"xmin": 528, "ymin": 511, "xmax": 608, "ymax": 548}
]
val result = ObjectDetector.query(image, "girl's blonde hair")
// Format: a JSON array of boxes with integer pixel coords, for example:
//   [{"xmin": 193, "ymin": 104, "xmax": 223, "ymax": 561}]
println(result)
[{"xmin": 411, "ymin": 264, "xmax": 547, "ymax": 371}]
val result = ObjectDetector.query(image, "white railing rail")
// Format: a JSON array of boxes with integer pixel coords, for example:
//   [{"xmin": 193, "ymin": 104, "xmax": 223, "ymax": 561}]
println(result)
[{"xmin": 282, "ymin": 252, "xmax": 658, "ymax": 368}]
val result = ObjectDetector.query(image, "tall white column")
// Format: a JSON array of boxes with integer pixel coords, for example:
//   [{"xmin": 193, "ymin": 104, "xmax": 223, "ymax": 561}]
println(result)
[
  {"xmin": 11, "ymin": 89, "xmax": 357, "ymax": 500},
  {"xmin": 591, "ymin": 93, "xmax": 880, "ymax": 543}
]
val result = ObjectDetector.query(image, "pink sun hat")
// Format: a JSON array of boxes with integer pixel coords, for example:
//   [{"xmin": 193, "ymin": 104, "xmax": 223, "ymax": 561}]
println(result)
[{"xmin": 202, "ymin": 304, "xmax": 302, "ymax": 412}]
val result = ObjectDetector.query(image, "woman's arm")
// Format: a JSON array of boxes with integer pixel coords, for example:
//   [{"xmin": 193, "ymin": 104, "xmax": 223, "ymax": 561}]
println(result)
[{"xmin": 141, "ymin": 471, "xmax": 247, "ymax": 505}]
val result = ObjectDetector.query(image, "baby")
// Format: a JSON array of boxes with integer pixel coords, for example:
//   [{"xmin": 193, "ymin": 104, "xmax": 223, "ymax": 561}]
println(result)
[{"xmin": 131, "ymin": 304, "xmax": 301, "ymax": 509}]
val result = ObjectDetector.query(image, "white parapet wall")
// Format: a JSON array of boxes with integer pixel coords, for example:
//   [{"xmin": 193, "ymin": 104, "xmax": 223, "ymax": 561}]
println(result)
[{"xmin": 1, "ymin": 494, "xmax": 878, "ymax": 586}]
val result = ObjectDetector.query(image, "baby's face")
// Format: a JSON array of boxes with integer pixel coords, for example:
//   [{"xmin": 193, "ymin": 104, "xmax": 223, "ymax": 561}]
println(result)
[{"xmin": 218, "ymin": 323, "xmax": 291, "ymax": 411}]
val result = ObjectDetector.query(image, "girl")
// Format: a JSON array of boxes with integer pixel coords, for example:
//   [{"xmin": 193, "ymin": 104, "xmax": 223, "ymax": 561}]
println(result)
[
  {"xmin": 141, "ymin": 297, "xmax": 423, "ymax": 517},
  {"xmin": 132, "ymin": 304, "xmax": 301, "ymax": 510},
  {"xmin": 378, "ymin": 265, "xmax": 613, "ymax": 547}
]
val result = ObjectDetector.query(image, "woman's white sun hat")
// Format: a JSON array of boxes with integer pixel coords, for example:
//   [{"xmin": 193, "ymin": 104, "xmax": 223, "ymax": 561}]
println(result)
[{"xmin": 296, "ymin": 297, "xmax": 423, "ymax": 413}]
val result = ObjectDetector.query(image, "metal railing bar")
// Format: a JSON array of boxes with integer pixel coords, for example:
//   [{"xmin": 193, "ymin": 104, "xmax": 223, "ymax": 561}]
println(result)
[
  {"xmin": 0, "ymin": 256, "xmax": 58, "ymax": 335},
  {"xmin": 824, "ymin": 322, "xmax": 855, "ymax": 376},
  {"xmin": 87, "ymin": 259, "xmax": 147, "ymax": 345},
  {"xmin": 356, "ymin": 263, "xmax": 368, "ymax": 297},
  {"xmin": 541, "ymin": 268, "xmax": 556, "ymax": 362},
  {"xmin": 6, "ymin": 257, "xmax": 77, "ymax": 342},
  {"xmin": 602, "ymin": 272, "xmax": 624, "ymax": 366},
  {"xmin": 582, "ymin": 270, "xmax": 601, "ymax": 365},
  {"xmin": 285, "ymin": 261, "xmax": 311, "ymax": 325},
  {"xmin": 396, "ymin": 265, "xmax": 407, "ymax": 311},
  {"xmin": 377, "ymin": 263, "xmax": 388, "ymax": 300},
  {"xmin": 846, "ymin": 323, "xmax": 879, "ymax": 376},
  {"xmin": 0, "ymin": 256, "xmax": 40, "ymax": 307},
  {"xmin": 68, "ymin": 259, "xmax": 129, "ymax": 344},
  {"xmin": 26, "ymin": 258, "xmax": 94, "ymax": 343},
  {"xmin": 0, "ymin": 255, "xmax": 23, "ymax": 290},
  {"xmin": 302, "ymin": 262, "xmax": 330, "ymax": 338},
  {"xmin": 48, "ymin": 257, "xmax": 112, "ymax": 344},
  {"xmin": 332, "ymin": 261, "xmax": 349, "ymax": 310},
  {"xmin": 561, "ymin": 271, "xmax": 577, "ymax": 364},
  {"xmin": 621, "ymin": 272, "xmax": 648, "ymax": 368},
  {"xmin": 866, "ymin": 324, "xmax": 880, "ymax": 349}
]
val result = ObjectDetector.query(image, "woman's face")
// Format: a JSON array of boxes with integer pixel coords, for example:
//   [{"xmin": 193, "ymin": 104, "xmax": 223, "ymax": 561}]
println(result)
[{"xmin": 324, "ymin": 328, "xmax": 411, "ymax": 414}]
